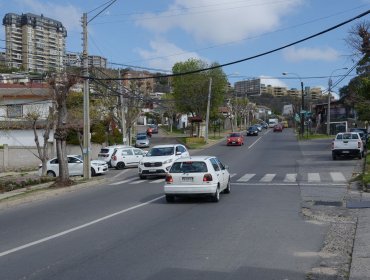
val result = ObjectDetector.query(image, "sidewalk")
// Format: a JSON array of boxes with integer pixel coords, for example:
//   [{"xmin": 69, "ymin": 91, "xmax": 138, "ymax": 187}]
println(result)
[{"xmin": 348, "ymin": 190, "xmax": 370, "ymax": 280}]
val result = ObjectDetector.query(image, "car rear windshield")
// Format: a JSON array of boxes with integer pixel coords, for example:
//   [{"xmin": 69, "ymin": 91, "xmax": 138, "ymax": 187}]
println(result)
[
  {"xmin": 229, "ymin": 133, "xmax": 241, "ymax": 137},
  {"xmin": 337, "ymin": 133, "xmax": 359, "ymax": 140},
  {"xmin": 147, "ymin": 147, "xmax": 174, "ymax": 156},
  {"xmin": 170, "ymin": 161, "xmax": 208, "ymax": 173}
]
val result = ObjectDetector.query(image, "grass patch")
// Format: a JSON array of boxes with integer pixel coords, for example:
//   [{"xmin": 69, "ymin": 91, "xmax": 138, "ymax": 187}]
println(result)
[{"xmin": 298, "ymin": 133, "xmax": 334, "ymax": 140}]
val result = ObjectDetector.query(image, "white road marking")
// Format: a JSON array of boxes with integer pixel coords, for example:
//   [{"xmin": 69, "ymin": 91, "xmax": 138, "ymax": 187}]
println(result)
[
  {"xmin": 230, "ymin": 173, "xmax": 237, "ymax": 178},
  {"xmin": 307, "ymin": 173, "xmax": 320, "ymax": 182},
  {"xmin": 237, "ymin": 174, "xmax": 255, "ymax": 182},
  {"xmin": 248, "ymin": 137, "xmax": 263, "ymax": 149},
  {"xmin": 113, "ymin": 169, "xmax": 130, "ymax": 178},
  {"xmin": 150, "ymin": 179, "xmax": 164, "ymax": 184},
  {"xmin": 0, "ymin": 196, "xmax": 165, "ymax": 258},
  {"xmin": 284, "ymin": 173, "xmax": 297, "ymax": 183},
  {"xmin": 260, "ymin": 174, "xmax": 276, "ymax": 182},
  {"xmin": 130, "ymin": 180, "xmax": 145, "ymax": 184},
  {"xmin": 109, "ymin": 178, "xmax": 136, "ymax": 185},
  {"xmin": 330, "ymin": 172, "xmax": 346, "ymax": 182}
]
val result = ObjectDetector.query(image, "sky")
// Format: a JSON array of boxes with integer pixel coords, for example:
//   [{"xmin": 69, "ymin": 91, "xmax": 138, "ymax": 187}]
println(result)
[{"xmin": 0, "ymin": 0, "xmax": 369, "ymax": 99}]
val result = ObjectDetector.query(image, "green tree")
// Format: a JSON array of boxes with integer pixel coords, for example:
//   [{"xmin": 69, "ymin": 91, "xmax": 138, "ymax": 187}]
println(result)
[
  {"xmin": 172, "ymin": 58, "xmax": 228, "ymax": 119},
  {"xmin": 345, "ymin": 21, "xmax": 370, "ymax": 123}
]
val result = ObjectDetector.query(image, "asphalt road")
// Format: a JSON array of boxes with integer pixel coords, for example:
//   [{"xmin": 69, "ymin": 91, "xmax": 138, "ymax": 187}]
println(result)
[{"xmin": 0, "ymin": 128, "xmax": 360, "ymax": 280}]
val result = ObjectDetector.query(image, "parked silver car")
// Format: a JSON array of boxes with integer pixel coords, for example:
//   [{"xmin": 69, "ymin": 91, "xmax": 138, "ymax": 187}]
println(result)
[{"xmin": 135, "ymin": 134, "xmax": 150, "ymax": 148}]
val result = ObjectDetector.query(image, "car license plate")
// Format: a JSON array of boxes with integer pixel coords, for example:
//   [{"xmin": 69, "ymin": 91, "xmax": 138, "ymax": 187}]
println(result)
[
  {"xmin": 182, "ymin": 177, "xmax": 193, "ymax": 182},
  {"xmin": 149, "ymin": 169, "xmax": 157, "ymax": 172},
  {"xmin": 342, "ymin": 151, "xmax": 349, "ymax": 154},
  {"xmin": 232, "ymin": 141, "xmax": 235, "ymax": 144}
]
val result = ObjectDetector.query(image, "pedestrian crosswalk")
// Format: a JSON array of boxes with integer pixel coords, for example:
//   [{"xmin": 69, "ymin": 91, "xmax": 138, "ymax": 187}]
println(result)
[{"xmin": 109, "ymin": 171, "xmax": 348, "ymax": 186}]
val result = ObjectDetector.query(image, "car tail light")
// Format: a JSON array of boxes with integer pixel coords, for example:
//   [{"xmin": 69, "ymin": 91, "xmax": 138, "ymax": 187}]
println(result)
[
  {"xmin": 166, "ymin": 174, "xmax": 173, "ymax": 183},
  {"xmin": 112, "ymin": 155, "xmax": 117, "ymax": 160},
  {"xmin": 331, "ymin": 142, "xmax": 334, "ymax": 150},
  {"xmin": 203, "ymin": 173, "xmax": 213, "ymax": 182}
]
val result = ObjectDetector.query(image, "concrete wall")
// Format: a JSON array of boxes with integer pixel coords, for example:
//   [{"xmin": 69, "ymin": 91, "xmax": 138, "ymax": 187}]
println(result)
[{"xmin": 0, "ymin": 143, "xmax": 104, "ymax": 172}]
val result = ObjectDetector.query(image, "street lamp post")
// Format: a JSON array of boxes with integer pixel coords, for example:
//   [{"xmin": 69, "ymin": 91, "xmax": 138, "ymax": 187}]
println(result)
[
  {"xmin": 282, "ymin": 72, "xmax": 304, "ymax": 135},
  {"xmin": 326, "ymin": 68, "xmax": 348, "ymax": 135}
]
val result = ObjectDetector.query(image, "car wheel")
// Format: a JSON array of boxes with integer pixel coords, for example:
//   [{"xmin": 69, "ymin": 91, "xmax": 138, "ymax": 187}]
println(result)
[
  {"xmin": 166, "ymin": 194, "xmax": 175, "ymax": 203},
  {"xmin": 116, "ymin": 162, "xmax": 125, "ymax": 170},
  {"xmin": 91, "ymin": 167, "xmax": 96, "ymax": 177},
  {"xmin": 332, "ymin": 152, "xmax": 337, "ymax": 160},
  {"xmin": 139, "ymin": 174, "xmax": 146, "ymax": 179},
  {"xmin": 224, "ymin": 179, "xmax": 231, "ymax": 194},
  {"xmin": 358, "ymin": 152, "xmax": 362, "ymax": 159},
  {"xmin": 46, "ymin": 171, "xmax": 56, "ymax": 177},
  {"xmin": 212, "ymin": 186, "xmax": 220, "ymax": 202}
]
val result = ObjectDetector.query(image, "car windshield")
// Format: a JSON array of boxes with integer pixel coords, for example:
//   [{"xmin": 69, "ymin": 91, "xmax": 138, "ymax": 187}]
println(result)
[
  {"xmin": 137, "ymin": 135, "xmax": 147, "ymax": 140},
  {"xmin": 229, "ymin": 133, "xmax": 240, "ymax": 137},
  {"xmin": 147, "ymin": 147, "xmax": 174, "ymax": 156},
  {"xmin": 170, "ymin": 161, "xmax": 208, "ymax": 173},
  {"xmin": 99, "ymin": 149, "xmax": 109, "ymax": 153},
  {"xmin": 75, "ymin": 155, "xmax": 83, "ymax": 161}
]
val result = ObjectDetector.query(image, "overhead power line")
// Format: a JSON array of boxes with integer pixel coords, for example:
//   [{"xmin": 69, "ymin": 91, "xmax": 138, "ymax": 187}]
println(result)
[{"xmin": 89, "ymin": 9, "xmax": 370, "ymax": 81}]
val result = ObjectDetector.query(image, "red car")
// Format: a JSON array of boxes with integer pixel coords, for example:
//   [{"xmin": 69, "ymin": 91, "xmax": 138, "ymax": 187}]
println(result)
[
  {"xmin": 273, "ymin": 124, "xmax": 283, "ymax": 132},
  {"xmin": 227, "ymin": 132, "xmax": 244, "ymax": 146}
]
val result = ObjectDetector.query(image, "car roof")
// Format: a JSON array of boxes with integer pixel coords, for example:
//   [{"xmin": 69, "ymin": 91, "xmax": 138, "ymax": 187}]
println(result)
[
  {"xmin": 151, "ymin": 144, "xmax": 182, "ymax": 148},
  {"xmin": 174, "ymin": 155, "xmax": 215, "ymax": 161}
]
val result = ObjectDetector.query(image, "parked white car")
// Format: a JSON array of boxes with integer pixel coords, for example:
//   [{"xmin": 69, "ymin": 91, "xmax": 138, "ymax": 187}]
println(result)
[
  {"xmin": 332, "ymin": 132, "xmax": 365, "ymax": 160},
  {"xmin": 39, "ymin": 155, "xmax": 108, "ymax": 177},
  {"xmin": 111, "ymin": 147, "xmax": 147, "ymax": 169},
  {"xmin": 138, "ymin": 144, "xmax": 189, "ymax": 179},
  {"xmin": 164, "ymin": 156, "xmax": 231, "ymax": 203},
  {"xmin": 98, "ymin": 145, "xmax": 131, "ymax": 167}
]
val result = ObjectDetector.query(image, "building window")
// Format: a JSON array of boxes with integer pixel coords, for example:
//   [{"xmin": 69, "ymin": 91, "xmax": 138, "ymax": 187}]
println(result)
[{"xmin": 7, "ymin": 105, "xmax": 23, "ymax": 118}]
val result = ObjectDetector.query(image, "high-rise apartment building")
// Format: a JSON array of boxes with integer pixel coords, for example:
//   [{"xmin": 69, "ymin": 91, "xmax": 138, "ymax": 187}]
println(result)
[{"xmin": 3, "ymin": 13, "xmax": 67, "ymax": 73}]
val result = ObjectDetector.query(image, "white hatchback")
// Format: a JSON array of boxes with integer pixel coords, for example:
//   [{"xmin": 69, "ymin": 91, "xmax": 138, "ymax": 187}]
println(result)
[
  {"xmin": 39, "ymin": 155, "xmax": 108, "ymax": 177},
  {"xmin": 111, "ymin": 147, "xmax": 147, "ymax": 169},
  {"xmin": 164, "ymin": 156, "xmax": 230, "ymax": 203},
  {"xmin": 138, "ymin": 144, "xmax": 189, "ymax": 179}
]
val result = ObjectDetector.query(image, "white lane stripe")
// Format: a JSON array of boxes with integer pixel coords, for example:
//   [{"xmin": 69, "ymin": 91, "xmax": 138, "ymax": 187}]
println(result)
[
  {"xmin": 330, "ymin": 172, "xmax": 346, "ymax": 182},
  {"xmin": 150, "ymin": 179, "xmax": 164, "ymax": 184},
  {"xmin": 308, "ymin": 173, "xmax": 320, "ymax": 182},
  {"xmin": 237, "ymin": 174, "xmax": 255, "ymax": 182},
  {"xmin": 284, "ymin": 173, "xmax": 297, "ymax": 183},
  {"xmin": 109, "ymin": 178, "xmax": 136, "ymax": 185},
  {"xmin": 113, "ymin": 169, "xmax": 130, "ymax": 178},
  {"xmin": 130, "ymin": 180, "xmax": 145, "ymax": 184},
  {"xmin": 260, "ymin": 174, "xmax": 276, "ymax": 182},
  {"xmin": 0, "ymin": 196, "xmax": 165, "ymax": 258},
  {"xmin": 248, "ymin": 137, "xmax": 262, "ymax": 149},
  {"xmin": 230, "ymin": 173, "xmax": 237, "ymax": 178}
]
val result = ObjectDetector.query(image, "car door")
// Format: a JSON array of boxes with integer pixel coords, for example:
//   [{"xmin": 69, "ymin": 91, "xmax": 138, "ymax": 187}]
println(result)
[
  {"xmin": 133, "ymin": 148, "xmax": 145, "ymax": 165},
  {"xmin": 215, "ymin": 157, "xmax": 229, "ymax": 189},
  {"xmin": 68, "ymin": 156, "xmax": 83, "ymax": 176},
  {"xmin": 120, "ymin": 148, "xmax": 136, "ymax": 166},
  {"xmin": 176, "ymin": 145, "xmax": 189, "ymax": 158},
  {"xmin": 209, "ymin": 158, "xmax": 224, "ymax": 188}
]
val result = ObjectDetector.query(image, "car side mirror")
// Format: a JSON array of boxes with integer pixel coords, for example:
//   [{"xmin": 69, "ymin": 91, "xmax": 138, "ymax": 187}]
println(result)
[{"xmin": 176, "ymin": 152, "xmax": 181, "ymax": 155}]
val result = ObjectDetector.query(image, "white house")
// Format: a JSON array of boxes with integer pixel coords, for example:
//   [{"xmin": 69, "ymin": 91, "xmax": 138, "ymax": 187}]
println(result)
[{"xmin": 0, "ymin": 83, "xmax": 53, "ymax": 146}]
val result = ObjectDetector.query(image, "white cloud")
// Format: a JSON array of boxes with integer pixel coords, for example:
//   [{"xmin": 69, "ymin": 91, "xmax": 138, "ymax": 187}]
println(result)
[
  {"xmin": 14, "ymin": 0, "xmax": 81, "ymax": 32},
  {"xmin": 136, "ymin": 38, "xmax": 201, "ymax": 70},
  {"xmin": 260, "ymin": 76, "xmax": 288, "ymax": 88},
  {"xmin": 283, "ymin": 46, "xmax": 340, "ymax": 62},
  {"xmin": 134, "ymin": 0, "xmax": 304, "ymax": 44}
]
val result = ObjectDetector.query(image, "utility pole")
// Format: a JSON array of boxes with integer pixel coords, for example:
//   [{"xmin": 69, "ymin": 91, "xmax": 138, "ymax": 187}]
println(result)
[
  {"xmin": 205, "ymin": 77, "xmax": 212, "ymax": 143},
  {"xmin": 326, "ymin": 78, "xmax": 332, "ymax": 135},
  {"xmin": 118, "ymin": 69, "xmax": 127, "ymax": 144},
  {"xmin": 300, "ymin": 81, "xmax": 304, "ymax": 136},
  {"xmin": 82, "ymin": 13, "xmax": 91, "ymax": 179}
]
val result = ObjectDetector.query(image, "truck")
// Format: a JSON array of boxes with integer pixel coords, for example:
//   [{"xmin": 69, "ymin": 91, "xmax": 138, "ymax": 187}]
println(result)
[
  {"xmin": 268, "ymin": 118, "xmax": 279, "ymax": 128},
  {"xmin": 331, "ymin": 132, "xmax": 365, "ymax": 160}
]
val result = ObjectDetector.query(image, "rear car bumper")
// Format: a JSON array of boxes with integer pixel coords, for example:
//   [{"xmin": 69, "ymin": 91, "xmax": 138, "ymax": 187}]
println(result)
[
  {"xmin": 164, "ymin": 184, "xmax": 218, "ymax": 195},
  {"xmin": 332, "ymin": 149, "xmax": 361, "ymax": 156}
]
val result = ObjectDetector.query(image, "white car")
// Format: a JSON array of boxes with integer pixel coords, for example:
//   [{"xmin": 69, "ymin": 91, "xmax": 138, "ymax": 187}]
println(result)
[
  {"xmin": 39, "ymin": 155, "xmax": 108, "ymax": 177},
  {"xmin": 111, "ymin": 147, "xmax": 147, "ymax": 169},
  {"xmin": 164, "ymin": 156, "xmax": 231, "ymax": 203},
  {"xmin": 98, "ymin": 145, "xmax": 131, "ymax": 167},
  {"xmin": 138, "ymin": 144, "xmax": 189, "ymax": 179}
]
